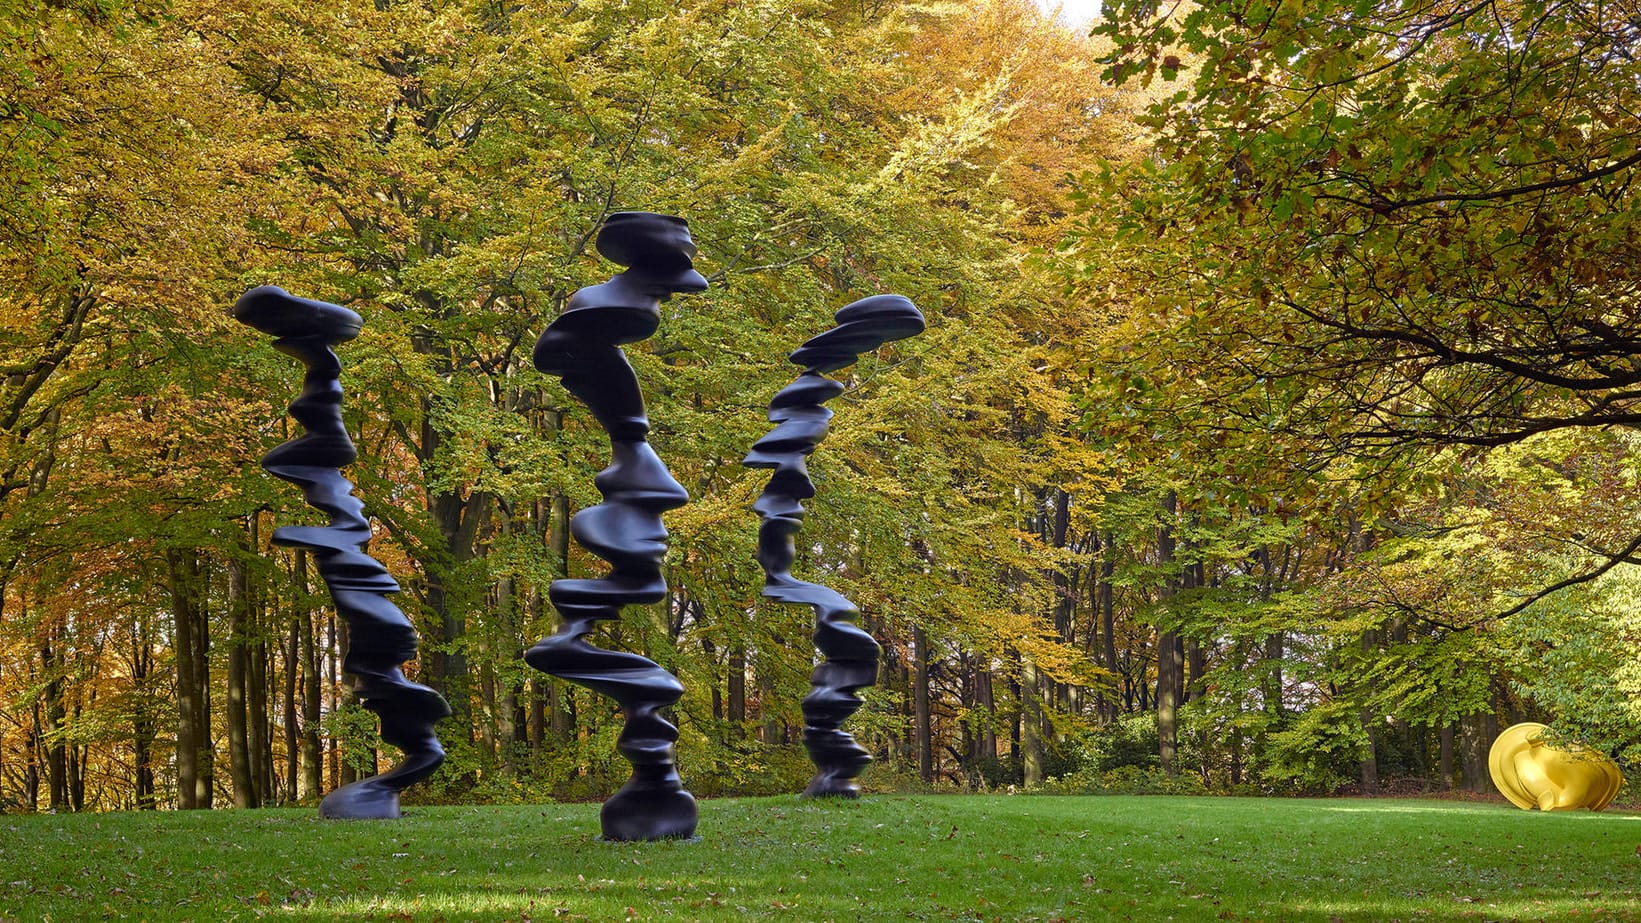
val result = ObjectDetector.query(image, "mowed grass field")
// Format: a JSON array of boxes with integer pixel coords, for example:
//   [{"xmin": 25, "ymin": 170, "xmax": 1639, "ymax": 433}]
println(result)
[{"xmin": 2, "ymin": 794, "xmax": 1638, "ymax": 922}]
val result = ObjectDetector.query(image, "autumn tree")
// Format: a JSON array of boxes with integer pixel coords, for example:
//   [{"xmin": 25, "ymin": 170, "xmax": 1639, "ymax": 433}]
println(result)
[{"xmin": 1066, "ymin": 0, "xmax": 1641, "ymax": 784}]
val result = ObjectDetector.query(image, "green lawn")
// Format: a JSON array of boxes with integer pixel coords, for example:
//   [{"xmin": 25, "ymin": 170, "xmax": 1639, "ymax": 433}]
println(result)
[{"xmin": 1, "ymin": 795, "xmax": 1637, "ymax": 921}]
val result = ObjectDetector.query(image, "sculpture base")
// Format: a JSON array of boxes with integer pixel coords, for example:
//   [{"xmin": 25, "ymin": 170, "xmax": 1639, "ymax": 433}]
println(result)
[
  {"xmin": 319, "ymin": 780, "xmax": 403, "ymax": 820},
  {"xmin": 800, "ymin": 777, "xmax": 862, "ymax": 799},
  {"xmin": 600, "ymin": 785, "xmax": 698, "ymax": 841}
]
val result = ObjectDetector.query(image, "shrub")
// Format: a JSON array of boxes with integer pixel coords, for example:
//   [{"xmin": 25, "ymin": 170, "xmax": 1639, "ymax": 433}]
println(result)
[{"xmin": 1030, "ymin": 765, "xmax": 1210, "ymax": 796}]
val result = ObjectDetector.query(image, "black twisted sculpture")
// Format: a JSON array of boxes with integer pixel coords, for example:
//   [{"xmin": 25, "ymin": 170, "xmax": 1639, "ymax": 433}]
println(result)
[
  {"xmin": 525, "ymin": 212, "xmax": 706, "ymax": 840},
  {"xmin": 234, "ymin": 286, "xmax": 450, "ymax": 819},
  {"xmin": 744, "ymin": 294, "xmax": 925, "ymax": 797}
]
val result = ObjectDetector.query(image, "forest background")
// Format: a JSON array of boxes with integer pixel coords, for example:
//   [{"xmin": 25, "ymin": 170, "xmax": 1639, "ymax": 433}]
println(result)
[{"xmin": 4, "ymin": 0, "xmax": 1639, "ymax": 813}]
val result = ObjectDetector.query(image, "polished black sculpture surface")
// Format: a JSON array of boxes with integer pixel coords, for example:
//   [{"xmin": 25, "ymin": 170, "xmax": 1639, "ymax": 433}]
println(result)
[
  {"xmin": 744, "ymin": 294, "xmax": 924, "ymax": 797},
  {"xmin": 525, "ymin": 212, "xmax": 706, "ymax": 840},
  {"xmin": 234, "ymin": 285, "xmax": 450, "ymax": 819}
]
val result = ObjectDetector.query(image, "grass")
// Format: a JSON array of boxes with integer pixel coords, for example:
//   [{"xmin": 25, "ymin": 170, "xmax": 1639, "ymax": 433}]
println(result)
[{"xmin": 1, "ymin": 795, "xmax": 1638, "ymax": 921}]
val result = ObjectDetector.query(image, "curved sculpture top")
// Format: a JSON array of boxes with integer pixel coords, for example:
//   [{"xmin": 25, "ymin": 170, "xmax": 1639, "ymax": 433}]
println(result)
[
  {"xmin": 745, "ymin": 293, "xmax": 925, "ymax": 798},
  {"xmin": 525, "ymin": 212, "xmax": 705, "ymax": 841},
  {"xmin": 1488, "ymin": 721, "xmax": 1623, "ymax": 812},
  {"xmin": 234, "ymin": 285, "xmax": 450, "ymax": 819}
]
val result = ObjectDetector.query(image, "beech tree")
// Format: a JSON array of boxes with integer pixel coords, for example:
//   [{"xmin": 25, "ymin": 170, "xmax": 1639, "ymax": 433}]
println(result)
[
  {"xmin": 1074, "ymin": 0, "xmax": 1641, "ymax": 782},
  {"xmin": 1090, "ymin": 0, "xmax": 1641, "ymax": 449}
]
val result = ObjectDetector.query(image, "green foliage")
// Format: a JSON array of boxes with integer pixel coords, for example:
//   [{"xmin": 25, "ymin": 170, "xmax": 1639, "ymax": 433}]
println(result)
[
  {"xmin": 1498, "ymin": 575, "xmax": 1641, "ymax": 766},
  {"xmin": 1262, "ymin": 701, "xmax": 1371, "ymax": 794},
  {"xmin": 1077, "ymin": 711, "xmax": 1163, "ymax": 774},
  {"xmin": 320, "ymin": 704, "xmax": 384, "ymax": 776},
  {"xmin": 1031, "ymin": 765, "xmax": 1210, "ymax": 797}
]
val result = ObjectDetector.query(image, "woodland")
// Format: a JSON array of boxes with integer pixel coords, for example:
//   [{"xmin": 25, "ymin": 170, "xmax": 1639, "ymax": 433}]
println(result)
[{"xmin": 2, "ymin": 0, "xmax": 1639, "ymax": 814}]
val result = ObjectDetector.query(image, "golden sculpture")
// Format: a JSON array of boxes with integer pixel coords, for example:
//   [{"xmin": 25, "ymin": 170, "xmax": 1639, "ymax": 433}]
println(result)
[{"xmin": 1488, "ymin": 722, "xmax": 1623, "ymax": 811}]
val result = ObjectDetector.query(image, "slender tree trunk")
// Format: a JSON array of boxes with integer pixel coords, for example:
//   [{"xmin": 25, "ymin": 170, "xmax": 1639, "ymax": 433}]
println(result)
[
  {"xmin": 702, "ymin": 637, "xmax": 724, "ymax": 723},
  {"xmin": 1007, "ymin": 662, "xmax": 1021, "ymax": 770},
  {"xmin": 68, "ymin": 687, "xmax": 87, "ymax": 812},
  {"xmin": 193, "ymin": 565, "xmax": 213, "ymax": 808},
  {"xmin": 913, "ymin": 623, "xmax": 934, "ymax": 784},
  {"xmin": 529, "ymin": 676, "xmax": 546, "ymax": 754},
  {"xmin": 68, "ymin": 733, "xmax": 85, "ymax": 811},
  {"xmin": 1098, "ymin": 535, "xmax": 1117, "ymax": 722},
  {"xmin": 495, "ymin": 574, "xmax": 519, "ymax": 771},
  {"xmin": 296, "ymin": 551, "xmax": 321, "ymax": 800},
  {"xmin": 1262, "ymin": 631, "xmax": 1285, "ymax": 717},
  {"xmin": 477, "ymin": 655, "xmax": 498, "ymax": 761},
  {"xmin": 1439, "ymin": 723, "xmax": 1455, "ymax": 790},
  {"xmin": 335, "ymin": 615, "xmax": 357, "ymax": 787},
  {"xmin": 539, "ymin": 495, "xmax": 574, "ymax": 750},
  {"xmin": 1359, "ymin": 710, "xmax": 1380, "ymax": 795},
  {"xmin": 133, "ymin": 614, "xmax": 157, "ymax": 810},
  {"xmin": 1020, "ymin": 655, "xmax": 1043, "ymax": 786},
  {"xmin": 249, "ymin": 629, "xmax": 272, "ymax": 805},
  {"xmin": 0, "ymin": 659, "xmax": 5, "ymax": 806},
  {"xmin": 1156, "ymin": 493, "xmax": 1182, "ymax": 775},
  {"xmin": 25, "ymin": 697, "xmax": 42, "ymax": 811},
  {"xmin": 227, "ymin": 553, "xmax": 256, "ymax": 808},
  {"xmin": 758, "ymin": 653, "xmax": 782, "ymax": 744},
  {"xmin": 976, "ymin": 666, "xmax": 996, "ymax": 761},
  {"xmin": 284, "ymin": 608, "xmax": 300, "ymax": 804},
  {"xmin": 957, "ymin": 652, "xmax": 975, "ymax": 775},
  {"xmin": 41, "ymin": 639, "xmax": 68, "ymax": 811},
  {"xmin": 727, "ymin": 646, "xmax": 747, "ymax": 726}
]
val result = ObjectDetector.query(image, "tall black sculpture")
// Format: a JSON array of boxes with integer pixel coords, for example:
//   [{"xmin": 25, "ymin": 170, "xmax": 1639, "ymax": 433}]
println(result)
[
  {"xmin": 526, "ymin": 212, "xmax": 706, "ymax": 840},
  {"xmin": 234, "ymin": 286, "xmax": 450, "ymax": 819},
  {"xmin": 744, "ymin": 294, "xmax": 925, "ymax": 797}
]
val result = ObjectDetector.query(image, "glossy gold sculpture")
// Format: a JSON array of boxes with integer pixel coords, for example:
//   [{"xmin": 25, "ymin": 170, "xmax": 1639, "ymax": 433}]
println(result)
[{"xmin": 1488, "ymin": 722, "xmax": 1623, "ymax": 811}]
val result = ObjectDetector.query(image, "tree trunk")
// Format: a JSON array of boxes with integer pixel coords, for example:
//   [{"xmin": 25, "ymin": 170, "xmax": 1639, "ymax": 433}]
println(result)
[
  {"xmin": 335, "ymin": 615, "xmax": 358, "ymax": 787},
  {"xmin": 1156, "ymin": 631, "xmax": 1181, "ymax": 775},
  {"xmin": 758, "ymin": 652, "xmax": 782, "ymax": 745},
  {"xmin": 1359, "ymin": 708, "xmax": 1379, "ymax": 795},
  {"xmin": 956, "ymin": 653, "xmax": 975, "ymax": 778},
  {"xmin": 976, "ymin": 665, "xmax": 996, "ymax": 761},
  {"xmin": 249, "ymin": 628, "xmax": 272, "ymax": 805},
  {"xmin": 133, "ymin": 614, "xmax": 157, "ymax": 810},
  {"xmin": 1459, "ymin": 712, "xmax": 1497, "ymax": 794},
  {"xmin": 284, "ymin": 603, "xmax": 300, "ymax": 804},
  {"xmin": 296, "ymin": 551, "xmax": 322, "ymax": 801},
  {"xmin": 166, "ymin": 549, "xmax": 212, "ymax": 809},
  {"xmin": 727, "ymin": 646, "xmax": 747, "ymax": 726},
  {"xmin": 1439, "ymin": 722, "xmax": 1455, "ymax": 790},
  {"xmin": 1358, "ymin": 630, "xmax": 1379, "ymax": 796},
  {"xmin": 25, "ymin": 697, "xmax": 41, "ymax": 811},
  {"xmin": 913, "ymin": 623, "xmax": 934, "ymax": 784},
  {"xmin": 1261, "ymin": 631, "xmax": 1285, "ymax": 718},
  {"xmin": 1097, "ymin": 533, "xmax": 1117, "ymax": 721},
  {"xmin": 494, "ymin": 573, "xmax": 520, "ymax": 771},
  {"xmin": 420, "ymin": 405, "xmax": 493, "ymax": 736},
  {"xmin": 227, "ymin": 553, "xmax": 256, "ymax": 808},
  {"xmin": 703, "ymin": 637, "xmax": 724, "ymax": 723},
  {"xmin": 1156, "ymin": 492, "xmax": 1182, "ymax": 774},
  {"xmin": 1020, "ymin": 655, "xmax": 1043, "ymax": 786},
  {"xmin": 529, "ymin": 676, "xmax": 547, "ymax": 753},
  {"xmin": 41, "ymin": 639, "xmax": 68, "ymax": 811}
]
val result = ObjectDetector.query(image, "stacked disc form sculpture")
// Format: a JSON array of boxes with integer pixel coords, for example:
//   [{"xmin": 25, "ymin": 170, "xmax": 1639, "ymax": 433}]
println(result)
[
  {"xmin": 525, "ymin": 212, "xmax": 707, "ymax": 840},
  {"xmin": 744, "ymin": 294, "xmax": 925, "ymax": 797},
  {"xmin": 235, "ymin": 286, "xmax": 450, "ymax": 819}
]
